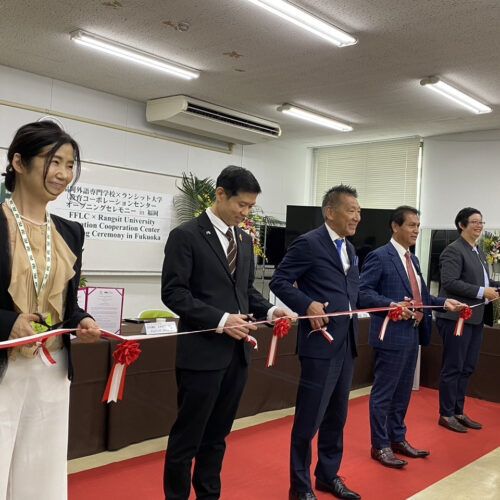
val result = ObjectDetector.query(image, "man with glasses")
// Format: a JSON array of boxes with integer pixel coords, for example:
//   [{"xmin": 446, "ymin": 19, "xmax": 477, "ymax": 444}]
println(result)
[{"xmin": 436, "ymin": 207, "xmax": 500, "ymax": 433}]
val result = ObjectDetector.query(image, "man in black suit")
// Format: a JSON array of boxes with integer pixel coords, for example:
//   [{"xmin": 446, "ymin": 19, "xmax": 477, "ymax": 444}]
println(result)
[{"xmin": 162, "ymin": 166, "xmax": 288, "ymax": 500}]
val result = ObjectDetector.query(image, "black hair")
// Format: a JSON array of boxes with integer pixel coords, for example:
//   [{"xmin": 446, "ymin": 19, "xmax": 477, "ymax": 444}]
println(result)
[
  {"xmin": 455, "ymin": 207, "xmax": 482, "ymax": 233},
  {"xmin": 321, "ymin": 184, "xmax": 357, "ymax": 217},
  {"xmin": 216, "ymin": 165, "xmax": 261, "ymax": 198},
  {"xmin": 2, "ymin": 121, "xmax": 81, "ymax": 192},
  {"xmin": 390, "ymin": 205, "xmax": 420, "ymax": 231}
]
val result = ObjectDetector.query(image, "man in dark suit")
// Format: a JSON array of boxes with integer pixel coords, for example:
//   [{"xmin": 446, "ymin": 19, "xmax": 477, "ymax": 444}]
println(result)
[
  {"xmin": 359, "ymin": 206, "xmax": 464, "ymax": 469},
  {"xmin": 162, "ymin": 166, "xmax": 288, "ymax": 500},
  {"xmin": 271, "ymin": 185, "xmax": 362, "ymax": 500},
  {"xmin": 435, "ymin": 207, "xmax": 499, "ymax": 433}
]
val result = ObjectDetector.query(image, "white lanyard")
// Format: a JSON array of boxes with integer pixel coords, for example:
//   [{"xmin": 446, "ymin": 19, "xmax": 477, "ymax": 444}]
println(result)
[{"xmin": 6, "ymin": 198, "xmax": 52, "ymax": 301}]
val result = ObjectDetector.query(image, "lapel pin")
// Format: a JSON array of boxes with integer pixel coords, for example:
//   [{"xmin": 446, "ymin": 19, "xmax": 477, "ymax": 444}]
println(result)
[
  {"xmin": 206, "ymin": 230, "xmax": 211, "ymax": 236},
  {"xmin": 239, "ymin": 233, "xmax": 242, "ymax": 242}
]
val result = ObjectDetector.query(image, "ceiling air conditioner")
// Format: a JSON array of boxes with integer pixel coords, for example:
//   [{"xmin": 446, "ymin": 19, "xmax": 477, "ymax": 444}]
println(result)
[{"xmin": 146, "ymin": 95, "xmax": 281, "ymax": 145}]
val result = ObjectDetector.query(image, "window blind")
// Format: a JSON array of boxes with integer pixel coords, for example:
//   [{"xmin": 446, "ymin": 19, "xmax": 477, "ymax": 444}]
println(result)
[{"xmin": 314, "ymin": 137, "xmax": 421, "ymax": 209}]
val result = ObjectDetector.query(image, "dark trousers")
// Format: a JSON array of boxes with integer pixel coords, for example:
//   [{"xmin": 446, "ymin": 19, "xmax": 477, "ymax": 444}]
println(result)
[
  {"xmin": 369, "ymin": 334, "xmax": 418, "ymax": 449},
  {"xmin": 437, "ymin": 317, "xmax": 483, "ymax": 416},
  {"xmin": 290, "ymin": 337, "xmax": 355, "ymax": 492},
  {"xmin": 163, "ymin": 347, "xmax": 248, "ymax": 500}
]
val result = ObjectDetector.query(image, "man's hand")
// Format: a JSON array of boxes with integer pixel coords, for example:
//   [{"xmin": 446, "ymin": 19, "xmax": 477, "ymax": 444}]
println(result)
[
  {"xmin": 223, "ymin": 314, "xmax": 257, "ymax": 340},
  {"xmin": 76, "ymin": 317, "xmax": 102, "ymax": 343},
  {"xmin": 391, "ymin": 301, "xmax": 413, "ymax": 321},
  {"xmin": 484, "ymin": 287, "xmax": 500, "ymax": 301},
  {"xmin": 307, "ymin": 301, "xmax": 329, "ymax": 331},
  {"xmin": 444, "ymin": 299, "xmax": 468, "ymax": 312},
  {"xmin": 8, "ymin": 313, "xmax": 39, "ymax": 340},
  {"xmin": 272, "ymin": 308, "xmax": 292, "ymax": 320}
]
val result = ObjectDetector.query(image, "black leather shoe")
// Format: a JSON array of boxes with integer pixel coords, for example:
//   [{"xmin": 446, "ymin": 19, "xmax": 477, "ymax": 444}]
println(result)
[
  {"xmin": 371, "ymin": 447, "xmax": 408, "ymax": 468},
  {"xmin": 455, "ymin": 414, "xmax": 482, "ymax": 429},
  {"xmin": 391, "ymin": 440, "xmax": 430, "ymax": 458},
  {"xmin": 289, "ymin": 488, "xmax": 318, "ymax": 500},
  {"xmin": 438, "ymin": 415, "xmax": 467, "ymax": 433},
  {"xmin": 316, "ymin": 477, "xmax": 361, "ymax": 499}
]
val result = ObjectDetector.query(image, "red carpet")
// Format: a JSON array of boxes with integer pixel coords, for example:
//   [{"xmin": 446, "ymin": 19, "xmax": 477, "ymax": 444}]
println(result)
[{"xmin": 69, "ymin": 388, "xmax": 500, "ymax": 499}]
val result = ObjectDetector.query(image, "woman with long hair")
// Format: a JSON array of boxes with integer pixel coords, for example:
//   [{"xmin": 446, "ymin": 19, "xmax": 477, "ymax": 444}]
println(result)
[{"xmin": 0, "ymin": 121, "xmax": 101, "ymax": 499}]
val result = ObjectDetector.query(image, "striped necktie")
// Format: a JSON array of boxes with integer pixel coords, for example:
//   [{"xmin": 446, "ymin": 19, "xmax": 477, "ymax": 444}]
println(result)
[{"xmin": 226, "ymin": 228, "xmax": 237, "ymax": 277}]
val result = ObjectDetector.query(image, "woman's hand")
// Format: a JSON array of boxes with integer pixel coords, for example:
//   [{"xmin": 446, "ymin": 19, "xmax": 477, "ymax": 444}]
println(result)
[
  {"xmin": 8, "ymin": 313, "xmax": 40, "ymax": 340},
  {"xmin": 76, "ymin": 317, "xmax": 101, "ymax": 343}
]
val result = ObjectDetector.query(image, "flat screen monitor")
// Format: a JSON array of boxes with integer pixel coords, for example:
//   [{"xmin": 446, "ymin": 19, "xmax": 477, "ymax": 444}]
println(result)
[{"xmin": 285, "ymin": 205, "xmax": 394, "ymax": 269}]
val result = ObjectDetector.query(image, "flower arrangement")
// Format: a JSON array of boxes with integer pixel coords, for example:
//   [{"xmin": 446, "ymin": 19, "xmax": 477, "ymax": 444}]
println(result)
[
  {"xmin": 174, "ymin": 172, "xmax": 282, "ymax": 259},
  {"xmin": 482, "ymin": 231, "xmax": 500, "ymax": 264},
  {"xmin": 239, "ymin": 211, "xmax": 265, "ymax": 258}
]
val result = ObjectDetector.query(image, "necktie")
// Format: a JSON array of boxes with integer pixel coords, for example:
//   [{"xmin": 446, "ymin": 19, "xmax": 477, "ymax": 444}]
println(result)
[
  {"xmin": 335, "ymin": 239, "xmax": 344, "ymax": 259},
  {"xmin": 226, "ymin": 228, "xmax": 237, "ymax": 277},
  {"xmin": 405, "ymin": 251, "xmax": 423, "ymax": 323}
]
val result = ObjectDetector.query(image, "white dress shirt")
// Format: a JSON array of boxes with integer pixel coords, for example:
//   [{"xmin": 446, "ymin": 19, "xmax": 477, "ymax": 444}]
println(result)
[
  {"xmin": 390, "ymin": 238, "xmax": 422, "ymax": 293},
  {"xmin": 324, "ymin": 223, "xmax": 351, "ymax": 274},
  {"xmin": 324, "ymin": 223, "xmax": 352, "ymax": 315},
  {"xmin": 206, "ymin": 208, "xmax": 275, "ymax": 331}
]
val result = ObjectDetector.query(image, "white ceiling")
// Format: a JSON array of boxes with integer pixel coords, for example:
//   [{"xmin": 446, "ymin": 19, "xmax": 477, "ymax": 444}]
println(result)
[{"xmin": 2, "ymin": 0, "xmax": 500, "ymax": 146}]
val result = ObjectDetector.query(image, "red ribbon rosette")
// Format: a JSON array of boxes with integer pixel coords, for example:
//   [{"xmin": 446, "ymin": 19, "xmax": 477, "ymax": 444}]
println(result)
[
  {"xmin": 266, "ymin": 318, "xmax": 291, "ymax": 367},
  {"xmin": 453, "ymin": 306, "xmax": 473, "ymax": 336},
  {"xmin": 378, "ymin": 306, "xmax": 403, "ymax": 341},
  {"xmin": 102, "ymin": 340, "xmax": 142, "ymax": 403}
]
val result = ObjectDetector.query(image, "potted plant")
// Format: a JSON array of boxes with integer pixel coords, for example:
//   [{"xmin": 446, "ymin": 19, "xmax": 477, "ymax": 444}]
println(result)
[{"xmin": 173, "ymin": 172, "xmax": 283, "ymax": 259}]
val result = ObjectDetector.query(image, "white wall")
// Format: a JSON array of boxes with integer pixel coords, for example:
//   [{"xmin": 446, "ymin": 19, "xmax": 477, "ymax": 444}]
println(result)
[
  {"xmin": 421, "ymin": 130, "xmax": 500, "ymax": 229},
  {"xmin": 0, "ymin": 64, "xmax": 310, "ymax": 316}
]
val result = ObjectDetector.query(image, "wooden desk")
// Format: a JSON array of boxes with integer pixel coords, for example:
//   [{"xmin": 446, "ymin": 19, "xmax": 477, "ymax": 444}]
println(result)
[
  {"xmin": 420, "ymin": 322, "xmax": 500, "ymax": 403},
  {"xmin": 68, "ymin": 319, "xmax": 374, "ymax": 458}
]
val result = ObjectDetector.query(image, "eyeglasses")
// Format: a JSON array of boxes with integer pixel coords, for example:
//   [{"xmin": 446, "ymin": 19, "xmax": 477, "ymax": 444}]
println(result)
[{"xmin": 468, "ymin": 220, "xmax": 485, "ymax": 226}]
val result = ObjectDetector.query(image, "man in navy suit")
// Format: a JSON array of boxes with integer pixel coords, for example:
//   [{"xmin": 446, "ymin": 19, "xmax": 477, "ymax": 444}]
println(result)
[
  {"xmin": 271, "ymin": 185, "xmax": 361, "ymax": 500},
  {"xmin": 359, "ymin": 206, "xmax": 464, "ymax": 469}
]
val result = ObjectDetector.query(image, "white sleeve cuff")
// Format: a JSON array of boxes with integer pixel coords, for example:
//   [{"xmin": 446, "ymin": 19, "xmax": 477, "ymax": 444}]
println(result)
[
  {"xmin": 216, "ymin": 312, "xmax": 230, "ymax": 333},
  {"xmin": 267, "ymin": 306, "xmax": 277, "ymax": 322}
]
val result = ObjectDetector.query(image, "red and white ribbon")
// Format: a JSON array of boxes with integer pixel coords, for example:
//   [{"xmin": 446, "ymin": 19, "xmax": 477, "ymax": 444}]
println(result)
[
  {"xmin": 378, "ymin": 307, "xmax": 404, "ymax": 341},
  {"xmin": 35, "ymin": 340, "xmax": 56, "ymax": 366},
  {"xmin": 2, "ymin": 299, "xmax": 491, "ymax": 403},
  {"xmin": 319, "ymin": 327, "xmax": 334, "ymax": 343},
  {"xmin": 267, "ymin": 318, "xmax": 291, "ymax": 367},
  {"xmin": 453, "ymin": 307, "xmax": 473, "ymax": 336},
  {"xmin": 246, "ymin": 335, "xmax": 258, "ymax": 349},
  {"xmin": 102, "ymin": 340, "xmax": 142, "ymax": 403}
]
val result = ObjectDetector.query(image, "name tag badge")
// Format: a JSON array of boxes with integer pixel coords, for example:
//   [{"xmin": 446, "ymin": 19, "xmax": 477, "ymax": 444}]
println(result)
[{"xmin": 142, "ymin": 321, "xmax": 177, "ymax": 335}]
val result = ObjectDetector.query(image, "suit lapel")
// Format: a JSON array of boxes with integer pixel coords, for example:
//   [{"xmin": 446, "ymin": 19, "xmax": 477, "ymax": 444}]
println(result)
[
  {"xmin": 235, "ymin": 226, "xmax": 247, "ymax": 281},
  {"xmin": 197, "ymin": 212, "xmax": 233, "ymax": 280},
  {"xmin": 346, "ymin": 240, "xmax": 356, "ymax": 266},
  {"xmin": 388, "ymin": 243, "xmax": 413, "ymax": 296},
  {"xmin": 457, "ymin": 237, "xmax": 487, "ymax": 284},
  {"xmin": 318, "ymin": 224, "xmax": 344, "ymax": 271}
]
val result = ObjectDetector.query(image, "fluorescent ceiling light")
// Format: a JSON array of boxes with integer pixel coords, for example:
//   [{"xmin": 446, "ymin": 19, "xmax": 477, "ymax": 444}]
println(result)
[
  {"xmin": 277, "ymin": 104, "xmax": 353, "ymax": 131},
  {"xmin": 245, "ymin": 0, "xmax": 357, "ymax": 47},
  {"xmin": 420, "ymin": 76, "xmax": 491, "ymax": 114},
  {"xmin": 70, "ymin": 30, "xmax": 200, "ymax": 80}
]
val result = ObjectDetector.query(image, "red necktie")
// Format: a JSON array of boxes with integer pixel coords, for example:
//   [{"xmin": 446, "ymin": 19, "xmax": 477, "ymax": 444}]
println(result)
[{"xmin": 405, "ymin": 251, "xmax": 423, "ymax": 323}]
